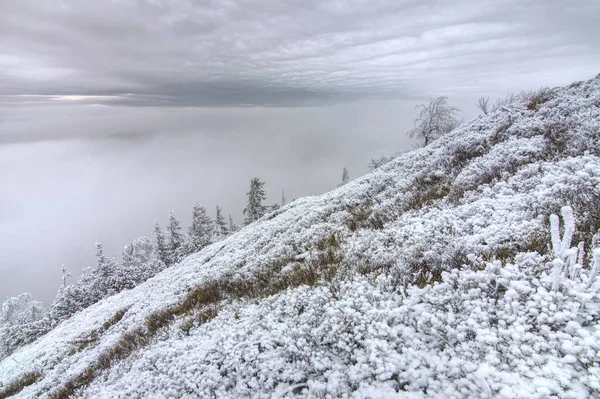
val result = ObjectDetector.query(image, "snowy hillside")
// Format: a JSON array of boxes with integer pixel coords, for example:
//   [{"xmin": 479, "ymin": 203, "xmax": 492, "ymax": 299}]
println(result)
[{"xmin": 1, "ymin": 75, "xmax": 600, "ymax": 398}]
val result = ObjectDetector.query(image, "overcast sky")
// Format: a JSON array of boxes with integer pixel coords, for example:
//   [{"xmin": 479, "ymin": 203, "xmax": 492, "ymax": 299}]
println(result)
[{"xmin": 1, "ymin": 0, "xmax": 599, "ymax": 304}]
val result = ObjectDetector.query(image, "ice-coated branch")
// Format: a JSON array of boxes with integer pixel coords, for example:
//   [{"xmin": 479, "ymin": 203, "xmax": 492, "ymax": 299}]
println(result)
[
  {"xmin": 560, "ymin": 206, "xmax": 575, "ymax": 255},
  {"xmin": 549, "ymin": 206, "xmax": 579, "ymax": 291},
  {"xmin": 549, "ymin": 206, "xmax": 575, "ymax": 259},
  {"xmin": 577, "ymin": 241, "xmax": 585, "ymax": 266},
  {"xmin": 552, "ymin": 259, "xmax": 564, "ymax": 291},
  {"xmin": 589, "ymin": 249, "xmax": 600, "ymax": 288},
  {"xmin": 550, "ymin": 213, "xmax": 562, "ymax": 258}
]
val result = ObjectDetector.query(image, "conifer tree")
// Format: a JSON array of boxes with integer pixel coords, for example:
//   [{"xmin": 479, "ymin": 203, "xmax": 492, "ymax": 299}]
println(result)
[
  {"xmin": 281, "ymin": 190, "xmax": 287, "ymax": 206},
  {"xmin": 120, "ymin": 246, "xmax": 136, "ymax": 290},
  {"xmin": 0, "ymin": 293, "xmax": 46, "ymax": 358},
  {"xmin": 228, "ymin": 215, "xmax": 239, "ymax": 234},
  {"xmin": 153, "ymin": 221, "xmax": 170, "ymax": 266},
  {"xmin": 48, "ymin": 265, "xmax": 87, "ymax": 327},
  {"xmin": 214, "ymin": 205, "xmax": 228, "ymax": 239},
  {"xmin": 338, "ymin": 167, "xmax": 349, "ymax": 187},
  {"xmin": 243, "ymin": 177, "xmax": 267, "ymax": 225},
  {"xmin": 188, "ymin": 204, "xmax": 214, "ymax": 252},
  {"xmin": 167, "ymin": 210, "xmax": 185, "ymax": 263},
  {"xmin": 94, "ymin": 242, "xmax": 118, "ymax": 297},
  {"xmin": 120, "ymin": 237, "xmax": 154, "ymax": 289}
]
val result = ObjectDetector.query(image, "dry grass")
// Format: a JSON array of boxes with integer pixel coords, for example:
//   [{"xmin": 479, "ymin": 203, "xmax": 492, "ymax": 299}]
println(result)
[
  {"xmin": 540, "ymin": 122, "xmax": 571, "ymax": 160},
  {"xmin": 345, "ymin": 203, "xmax": 373, "ymax": 232},
  {"xmin": 102, "ymin": 309, "xmax": 127, "ymax": 331},
  {"xmin": 0, "ymin": 371, "xmax": 42, "ymax": 399},
  {"xmin": 526, "ymin": 88, "xmax": 552, "ymax": 111},
  {"xmin": 404, "ymin": 172, "xmax": 453, "ymax": 212},
  {"xmin": 69, "ymin": 308, "xmax": 129, "ymax": 354},
  {"xmin": 50, "ymin": 235, "xmax": 344, "ymax": 398}
]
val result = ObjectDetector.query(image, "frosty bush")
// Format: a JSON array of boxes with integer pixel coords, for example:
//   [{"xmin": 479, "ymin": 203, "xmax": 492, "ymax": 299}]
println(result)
[{"xmin": 76, "ymin": 206, "xmax": 600, "ymax": 399}]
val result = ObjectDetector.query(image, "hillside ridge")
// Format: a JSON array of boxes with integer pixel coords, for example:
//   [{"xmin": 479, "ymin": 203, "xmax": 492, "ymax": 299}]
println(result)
[{"xmin": 1, "ymin": 74, "xmax": 600, "ymax": 398}]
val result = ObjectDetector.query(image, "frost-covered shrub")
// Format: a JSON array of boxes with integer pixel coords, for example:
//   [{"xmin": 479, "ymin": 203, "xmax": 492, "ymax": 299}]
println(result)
[
  {"xmin": 83, "ymin": 242, "xmax": 600, "ymax": 398},
  {"xmin": 72, "ymin": 206, "xmax": 600, "ymax": 399}
]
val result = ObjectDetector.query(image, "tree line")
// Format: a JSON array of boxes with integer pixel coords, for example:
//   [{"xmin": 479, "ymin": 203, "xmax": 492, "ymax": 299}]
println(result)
[{"xmin": 0, "ymin": 177, "xmax": 284, "ymax": 360}]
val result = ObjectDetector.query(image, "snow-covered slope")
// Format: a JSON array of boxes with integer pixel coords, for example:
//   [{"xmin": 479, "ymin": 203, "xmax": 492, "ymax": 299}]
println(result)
[{"xmin": 1, "ymin": 76, "xmax": 600, "ymax": 398}]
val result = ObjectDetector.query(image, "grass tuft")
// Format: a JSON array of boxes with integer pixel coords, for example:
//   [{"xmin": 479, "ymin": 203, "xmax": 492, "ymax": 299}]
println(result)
[
  {"xmin": 0, "ymin": 371, "xmax": 42, "ymax": 399},
  {"xmin": 526, "ymin": 88, "xmax": 552, "ymax": 110},
  {"xmin": 50, "ymin": 234, "xmax": 345, "ymax": 398}
]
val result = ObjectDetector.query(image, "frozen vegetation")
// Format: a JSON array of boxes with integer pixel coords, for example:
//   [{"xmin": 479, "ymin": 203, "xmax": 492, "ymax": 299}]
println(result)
[{"xmin": 1, "ymin": 75, "xmax": 600, "ymax": 398}]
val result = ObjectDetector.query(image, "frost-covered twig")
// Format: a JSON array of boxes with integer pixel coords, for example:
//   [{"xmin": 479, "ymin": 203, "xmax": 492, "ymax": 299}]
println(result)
[
  {"xmin": 577, "ymin": 241, "xmax": 585, "ymax": 267},
  {"xmin": 274, "ymin": 383, "xmax": 308, "ymax": 398},
  {"xmin": 549, "ymin": 214, "xmax": 562, "ymax": 258},
  {"xmin": 588, "ymin": 249, "xmax": 600, "ymax": 288},
  {"xmin": 550, "ymin": 206, "xmax": 575, "ymax": 258},
  {"xmin": 551, "ymin": 259, "xmax": 564, "ymax": 292},
  {"xmin": 549, "ymin": 206, "xmax": 579, "ymax": 291}
]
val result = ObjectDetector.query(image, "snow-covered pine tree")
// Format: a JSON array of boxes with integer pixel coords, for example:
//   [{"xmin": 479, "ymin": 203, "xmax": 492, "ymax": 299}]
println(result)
[
  {"xmin": 0, "ymin": 293, "xmax": 46, "ymax": 359},
  {"xmin": 228, "ymin": 215, "xmax": 239, "ymax": 234},
  {"xmin": 281, "ymin": 190, "xmax": 287, "ymax": 206},
  {"xmin": 153, "ymin": 221, "xmax": 170, "ymax": 266},
  {"xmin": 119, "ymin": 245, "xmax": 137, "ymax": 291},
  {"xmin": 119, "ymin": 237, "xmax": 154, "ymax": 290},
  {"xmin": 0, "ymin": 294, "xmax": 41, "ymax": 326},
  {"xmin": 167, "ymin": 210, "xmax": 185, "ymax": 264},
  {"xmin": 94, "ymin": 242, "xmax": 118, "ymax": 297},
  {"xmin": 48, "ymin": 283, "xmax": 80, "ymax": 326},
  {"xmin": 243, "ymin": 178, "xmax": 267, "ymax": 225},
  {"xmin": 75, "ymin": 266, "xmax": 102, "ymax": 308},
  {"xmin": 214, "ymin": 205, "xmax": 228, "ymax": 239},
  {"xmin": 48, "ymin": 262, "xmax": 87, "ymax": 326},
  {"xmin": 188, "ymin": 204, "xmax": 214, "ymax": 252},
  {"xmin": 338, "ymin": 167, "xmax": 349, "ymax": 187}
]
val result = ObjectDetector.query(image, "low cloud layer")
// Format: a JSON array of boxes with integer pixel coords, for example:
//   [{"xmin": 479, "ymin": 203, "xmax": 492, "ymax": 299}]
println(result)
[
  {"xmin": 1, "ymin": 0, "xmax": 599, "ymax": 108},
  {"xmin": 0, "ymin": 101, "xmax": 419, "ymax": 303}
]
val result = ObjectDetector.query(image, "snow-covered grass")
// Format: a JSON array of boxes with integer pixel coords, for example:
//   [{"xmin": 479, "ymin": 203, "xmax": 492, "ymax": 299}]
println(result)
[
  {"xmin": 1, "ymin": 75, "xmax": 599, "ymax": 398},
  {"xmin": 81, "ymin": 248, "xmax": 600, "ymax": 398}
]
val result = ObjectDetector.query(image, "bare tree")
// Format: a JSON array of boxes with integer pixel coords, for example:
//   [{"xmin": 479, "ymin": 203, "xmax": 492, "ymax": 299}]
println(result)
[
  {"xmin": 368, "ymin": 155, "xmax": 391, "ymax": 171},
  {"xmin": 476, "ymin": 97, "xmax": 490, "ymax": 115},
  {"xmin": 408, "ymin": 96, "xmax": 460, "ymax": 146}
]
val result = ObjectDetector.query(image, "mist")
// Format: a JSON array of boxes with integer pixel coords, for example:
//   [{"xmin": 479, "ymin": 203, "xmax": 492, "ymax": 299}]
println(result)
[{"xmin": 0, "ymin": 100, "xmax": 431, "ymax": 304}]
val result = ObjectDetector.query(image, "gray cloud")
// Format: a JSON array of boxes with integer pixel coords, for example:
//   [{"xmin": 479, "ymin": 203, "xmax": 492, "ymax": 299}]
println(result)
[{"xmin": 1, "ymin": 0, "xmax": 599, "ymax": 108}]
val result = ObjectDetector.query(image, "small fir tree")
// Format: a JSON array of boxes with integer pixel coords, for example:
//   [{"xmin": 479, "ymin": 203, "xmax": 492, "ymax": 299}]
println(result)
[
  {"xmin": 338, "ymin": 167, "xmax": 349, "ymax": 187},
  {"xmin": 167, "ymin": 210, "xmax": 185, "ymax": 263},
  {"xmin": 153, "ymin": 221, "xmax": 170, "ymax": 266},
  {"xmin": 228, "ymin": 215, "xmax": 239, "ymax": 234},
  {"xmin": 243, "ymin": 178, "xmax": 267, "ymax": 225},
  {"xmin": 214, "ymin": 205, "xmax": 228, "ymax": 239},
  {"xmin": 188, "ymin": 204, "xmax": 214, "ymax": 252}
]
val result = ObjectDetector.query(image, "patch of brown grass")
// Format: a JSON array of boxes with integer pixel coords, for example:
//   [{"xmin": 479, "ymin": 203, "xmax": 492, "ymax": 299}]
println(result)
[
  {"xmin": 526, "ymin": 88, "xmax": 552, "ymax": 111},
  {"xmin": 0, "ymin": 371, "xmax": 42, "ymax": 399},
  {"xmin": 70, "ymin": 308, "xmax": 129, "ymax": 354},
  {"xmin": 345, "ymin": 203, "xmax": 373, "ymax": 231},
  {"xmin": 403, "ymin": 172, "xmax": 453, "ymax": 212},
  {"xmin": 51, "ymin": 235, "xmax": 345, "ymax": 398}
]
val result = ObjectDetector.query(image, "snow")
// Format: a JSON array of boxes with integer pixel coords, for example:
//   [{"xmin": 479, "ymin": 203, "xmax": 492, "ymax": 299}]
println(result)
[{"xmin": 1, "ymin": 75, "xmax": 600, "ymax": 398}]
